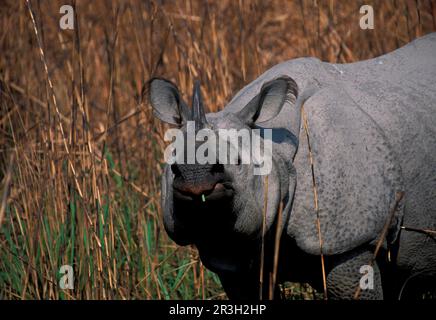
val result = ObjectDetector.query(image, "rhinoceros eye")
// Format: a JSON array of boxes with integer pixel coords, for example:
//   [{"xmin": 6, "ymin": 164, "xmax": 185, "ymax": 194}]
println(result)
[{"xmin": 171, "ymin": 164, "xmax": 181, "ymax": 177}]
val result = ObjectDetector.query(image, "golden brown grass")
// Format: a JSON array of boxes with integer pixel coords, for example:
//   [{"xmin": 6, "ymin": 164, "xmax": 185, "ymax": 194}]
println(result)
[{"xmin": 0, "ymin": 0, "xmax": 435, "ymax": 300}]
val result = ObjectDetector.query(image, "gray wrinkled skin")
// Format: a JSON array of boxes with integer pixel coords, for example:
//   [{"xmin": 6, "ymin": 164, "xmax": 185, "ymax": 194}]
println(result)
[{"xmin": 149, "ymin": 33, "xmax": 436, "ymax": 299}]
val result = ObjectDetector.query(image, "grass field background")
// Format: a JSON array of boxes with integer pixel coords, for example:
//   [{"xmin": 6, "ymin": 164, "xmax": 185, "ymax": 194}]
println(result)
[{"xmin": 0, "ymin": 0, "xmax": 435, "ymax": 299}]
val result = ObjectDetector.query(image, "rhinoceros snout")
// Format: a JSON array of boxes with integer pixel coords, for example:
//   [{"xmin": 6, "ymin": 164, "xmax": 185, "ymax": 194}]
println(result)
[{"xmin": 171, "ymin": 163, "xmax": 234, "ymax": 201}]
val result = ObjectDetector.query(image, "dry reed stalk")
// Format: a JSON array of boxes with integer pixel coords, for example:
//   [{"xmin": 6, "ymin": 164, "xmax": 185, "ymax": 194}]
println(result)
[
  {"xmin": 302, "ymin": 107, "xmax": 328, "ymax": 300},
  {"xmin": 269, "ymin": 200, "xmax": 284, "ymax": 300},
  {"xmin": 353, "ymin": 191, "xmax": 405, "ymax": 300},
  {"xmin": 400, "ymin": 225, "xmax": 436, "ymax": 236},
  {"xmin": 259, "ymin": 174, "xmax": 269, "ymax": 300},
  {"xmin": 0, "ymin": 154, "xmax": 14, "ymax": 227}
]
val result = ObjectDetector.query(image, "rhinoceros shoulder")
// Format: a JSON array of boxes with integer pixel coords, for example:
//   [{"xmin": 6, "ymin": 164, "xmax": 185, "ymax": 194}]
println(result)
[{"xmin": 287, "ymin": 85, "xmax": 405, "ymax": 255}]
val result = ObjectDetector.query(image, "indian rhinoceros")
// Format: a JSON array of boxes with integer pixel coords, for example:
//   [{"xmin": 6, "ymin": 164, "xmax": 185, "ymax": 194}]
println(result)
[{"xmin": 146, "ymin": 33, "xmax": 436, "ymax": 300}]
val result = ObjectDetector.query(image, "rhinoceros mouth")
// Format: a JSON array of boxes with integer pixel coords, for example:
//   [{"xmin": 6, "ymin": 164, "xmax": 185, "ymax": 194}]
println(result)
[{"xmin": 173, "ymin": 181, "xmax": 234, "ymax": 202}]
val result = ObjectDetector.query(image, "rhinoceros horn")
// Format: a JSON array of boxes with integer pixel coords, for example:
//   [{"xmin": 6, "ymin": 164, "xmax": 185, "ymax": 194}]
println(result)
[{"xmin": 191, "ymin": 80, "xmax": 208, "ymax": 130}]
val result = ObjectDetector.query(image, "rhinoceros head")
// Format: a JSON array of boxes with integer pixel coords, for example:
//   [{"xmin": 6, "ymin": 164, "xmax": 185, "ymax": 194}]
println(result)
[{"xmin": 147, "ymin": 77, "xmax": 298, "ymax": 268}]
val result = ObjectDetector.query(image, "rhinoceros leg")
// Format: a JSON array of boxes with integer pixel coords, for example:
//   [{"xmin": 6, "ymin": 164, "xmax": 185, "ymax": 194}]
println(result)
[{"xmin": 326, "ymin": 249, "xmax": 384, "ymax": 300}]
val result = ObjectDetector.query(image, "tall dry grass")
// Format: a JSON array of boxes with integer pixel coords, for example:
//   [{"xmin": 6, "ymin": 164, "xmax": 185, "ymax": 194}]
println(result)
[{"xmin": 0, "ymin": 0, "xmax": 435, "ymax": 299}]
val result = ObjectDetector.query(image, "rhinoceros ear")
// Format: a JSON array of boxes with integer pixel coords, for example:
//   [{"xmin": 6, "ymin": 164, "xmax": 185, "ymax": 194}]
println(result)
[
  {"xmin": 237, "ymin": 76, "xmax": 298, "ymax": 125},
  {"xmin": 146, "ymin": 78, "xmax": 190, "ymax": 125}
]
